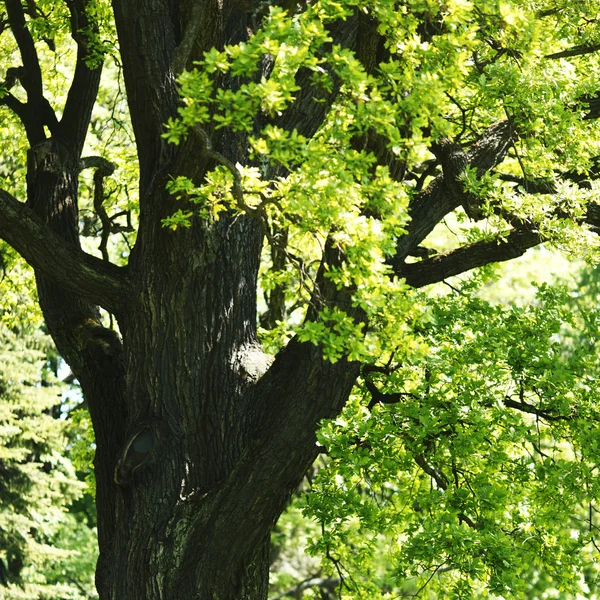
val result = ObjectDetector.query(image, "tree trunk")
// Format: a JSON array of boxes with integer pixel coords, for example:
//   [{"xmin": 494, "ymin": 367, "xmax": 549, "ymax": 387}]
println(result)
[
  {"xmin": 25, "ymin": 136, "xmax": 357, "ymax": 599},
  {"xmin": 1, "ymin": 1, "xmax": 362, "ymax": 597}
]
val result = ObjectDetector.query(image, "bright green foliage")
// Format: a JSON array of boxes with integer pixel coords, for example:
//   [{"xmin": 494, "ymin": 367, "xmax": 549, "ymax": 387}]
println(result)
[
  {"xmin": 165, "ymin": 0, "xmax": 600, "ymax": 358},
  {"xmin": 303, "ymin": 276, "xmax": 600, "ymax": 599}
]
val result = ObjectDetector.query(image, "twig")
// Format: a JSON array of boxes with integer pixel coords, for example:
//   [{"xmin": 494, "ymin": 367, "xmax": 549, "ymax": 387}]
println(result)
[
  {"xmin": 80, "ymin": 156, "xmax": 116, "ymax": 261},
  {"xmin": 409, "ymin": 563, "xmax": 445, "ymax": 598}
]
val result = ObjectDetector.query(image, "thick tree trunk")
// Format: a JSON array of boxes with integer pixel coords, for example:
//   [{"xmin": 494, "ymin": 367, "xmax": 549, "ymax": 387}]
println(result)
[
  {"xmin": 4, "ymin": 1, "xmax": 361, "ymax": 597},
  {"xmin": 26, "ymin": 140, "xmax": 296, "ymax": 599}
]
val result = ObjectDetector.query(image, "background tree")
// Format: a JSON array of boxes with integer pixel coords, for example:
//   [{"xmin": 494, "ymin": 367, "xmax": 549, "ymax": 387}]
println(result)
[
  {"xmin": 1, "ymin": 0, "xmax": 600, "ymax": 598},
  {"xmin": 0, "ymin": 249, "xmax": 97, "ymax": 599}
]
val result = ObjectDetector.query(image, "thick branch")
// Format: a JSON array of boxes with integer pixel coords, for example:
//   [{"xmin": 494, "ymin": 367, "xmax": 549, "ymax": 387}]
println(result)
[
  {"xmin": 504, "ymin": 397, "xmax": 569, "ymax": 422},
  {"xmin": 0, "ymin": 188, "xmax": 130, "ymax": 314},
  {"xmin": 582, "ymin": 93, "xmax": 600, "ymax": 121},
  {"xmin": 274, "ymin": 15, "xmax": 359, "ymax": 140},
  {"xmin": 392, "ymin": 121, "xmax": 514, "ymax": 262},
  {"xmin": 171, "ymin": 0, "xmax": 202, "ymax": 75},
  {"xmin": 111, "ymin": 0, "xmax": 180, "ymax": 191},
  {"xmin": 60, "ymin": 0, "xmax": 103, "ymax": 154},
  {"xmin": 397, "ymin": 228, "xmax": 541, "ymax": 288},
  {"xmin": 398, "ymin": 197, "xmax": 600, "ymax": 288},
  {"xmin": 196, "ymin": 339, "xmax": 360, "ymax": 569},
  {"xmin": 4, "ymin": 0, "xmax": 43, "ymax": 98},
  {"xmin": 546, "ymin": 43, "xmax": 600, "ymax": 59},
  {"xmin": 0, "ymin": 90, "xmax": 27, "ymax": 122}
]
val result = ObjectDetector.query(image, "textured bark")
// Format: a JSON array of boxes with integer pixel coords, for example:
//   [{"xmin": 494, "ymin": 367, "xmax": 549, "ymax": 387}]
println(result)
[{"xmin": 94, "ymin": 3, "xmax": 361, "ymax": 599}]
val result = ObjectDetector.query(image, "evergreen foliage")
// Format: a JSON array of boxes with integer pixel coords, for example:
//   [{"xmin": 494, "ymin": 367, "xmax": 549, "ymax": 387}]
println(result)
[{"xmin": 0, "ymin": 257, "xmax": 97, "ymax": 599}]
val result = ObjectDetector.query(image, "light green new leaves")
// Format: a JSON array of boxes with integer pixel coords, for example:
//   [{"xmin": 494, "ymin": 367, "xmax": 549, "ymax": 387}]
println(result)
[
  {"xmin": 163, "ymin": 0, "xmax": 600, "ymax": 339},
  {"xmin": 306, "ymin": 281, "xmax": 600, "ymax": 598}
]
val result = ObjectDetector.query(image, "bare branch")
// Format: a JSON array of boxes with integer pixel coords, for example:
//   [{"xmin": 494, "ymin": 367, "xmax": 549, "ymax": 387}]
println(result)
[
  {"xmin": 0, "ymin": 188, "xmax": 130, "ymax": 314},
  {"xmin": 86, "ymin": 158, "xmax": 117, "ymax": 262},
  {"xmin": 497, "ymin": 173, "xmax": 557, "ymax": 194},
  {"xmin": 414, "ymin": 455, "xmax": 449, "ymax": 489},
  {"xmin": 363, "ymin": 373, "xmax": 417, "ymax": 410},
  {"xmin": 270, "ymin": 576, "xmax": 339, "ymax": 600},
  {"xmin": 396, "ymin": 197, "xmax": 600, "ymax": 288}
]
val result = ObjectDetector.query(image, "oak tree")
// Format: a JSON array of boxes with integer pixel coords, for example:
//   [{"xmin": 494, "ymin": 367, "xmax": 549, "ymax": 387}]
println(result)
[{"xmin": 1, "ymin": 0, "xmax": 600, "ymax": 598}]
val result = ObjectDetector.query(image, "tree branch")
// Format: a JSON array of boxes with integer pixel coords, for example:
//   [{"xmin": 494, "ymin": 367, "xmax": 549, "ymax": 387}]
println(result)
[
  {"xmin": 0, "ymin": 90, "xmax": 28, "ymax": 123},
  {"xmin": 111, "ymin": 0, "xmax": 180, "ymax": 191},
  {"xmin": 186, "ymin": 335, "xmax": 361, "ymax": 572},
  {"xmin": 171, "ymin": 0, "xmax": 202, "ymax": 75},
  {"xmin": 497, "ymin": 173, "xmax": 557, "ymax": 194},
  {"xmin": 87, "ymin": 157, "xmax": 116, "ymax": 262},
  {"xmin": 504, "ymin": 397, "xmax": 569, "ymax": 422},
  {"xmin": 363, "ymin": 374, "xmax": 416, "ymax": 410},
  {"xmin": 4, "ymin": 0, "xmax": 59, "ymax": 143},
  {"xmin": 270, "ymin": 576, "xmax": 340, "ymax": 600},
  {"xmin": 545, "ymin": 43, "xmax": 600, "ymax": 60},
  {"xmin": 392, "ymin": 121, "xmax": 514, "ymax": 263},
  {"xmin": 397, "ymin": 228, "xmax": 542, "ymax": 288},
  {"xmin": 396, "ymin": 195, "xmax": 600, "ymax": 288},
  {"xmin": 60, "ymin": 0, "xmax": 104, "ymax": 154},
  {"xmin": 0, "ymin": 188, "xmax": 130, "ymax": 314},
  {"xmin": 414, "ymin": 455, "xmax": 449, "ymax": 490},
  {"xmin": 4, "ymin": 0, "xmax": 43, "ymax": 98}
]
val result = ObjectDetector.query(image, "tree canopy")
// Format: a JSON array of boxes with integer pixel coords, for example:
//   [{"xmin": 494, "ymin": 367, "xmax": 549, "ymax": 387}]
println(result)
[{"xmin": 1, "ymin": 0, "xmax": 600, "ymax": 598}]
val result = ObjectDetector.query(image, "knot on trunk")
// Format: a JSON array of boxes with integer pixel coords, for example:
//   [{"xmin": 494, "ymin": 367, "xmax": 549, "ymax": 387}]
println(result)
[
  {"xmin": 114, "ymin": 421, "xmax": 163, "ymax": 486},
  {"xmin": 234, "ymin": 344, "xmax": 274, "ymax": 383},
  {"xmin": 77, "ymin": 319, "xmax": 122, "ymax": 357},
  {"xmin": 28, "ymin": 139, "xmax": 77, "ymax": 174}
]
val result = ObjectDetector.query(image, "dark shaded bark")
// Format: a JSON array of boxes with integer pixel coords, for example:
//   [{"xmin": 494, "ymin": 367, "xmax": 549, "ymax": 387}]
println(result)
[{"xmin": 397, "ymin": 228, "xmax": 542, "ymax": 288}]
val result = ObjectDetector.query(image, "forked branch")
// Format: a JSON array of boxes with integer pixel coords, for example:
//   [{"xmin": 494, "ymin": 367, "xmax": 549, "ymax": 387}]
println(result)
[
  {"xmin": 0, "ymin": 189, "xmax": 130, "ymax": 314},
  {"xmin": 4, "ymin": 0, "xmax": 59, "ymax": 142},
  {"xmin": 398, "ymin": 198, "xmax": 600, "ymax": 288},
  {"xmin": 392, "ymin": 120, "xmax": 514, "ymax": 263}
]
